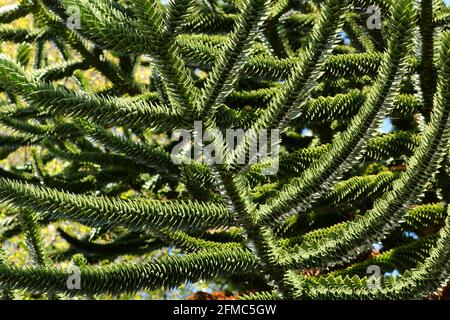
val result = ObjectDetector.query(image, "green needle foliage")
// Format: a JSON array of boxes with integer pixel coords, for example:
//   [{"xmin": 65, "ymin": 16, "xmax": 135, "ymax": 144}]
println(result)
[{"xmin": 0, "ymin": 0, "xmax": 449, "ymax": 300}]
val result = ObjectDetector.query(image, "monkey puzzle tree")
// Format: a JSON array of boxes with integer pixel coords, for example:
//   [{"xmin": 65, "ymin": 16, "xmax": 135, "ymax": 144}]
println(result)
[{"xmin": 0, "ymin": 0, "xmax": 449, "ymax": 299}]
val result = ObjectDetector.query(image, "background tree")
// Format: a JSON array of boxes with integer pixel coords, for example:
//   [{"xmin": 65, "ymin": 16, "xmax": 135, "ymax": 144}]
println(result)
[{"xmin": 0, "ymin": 0, "xmax": 449, "ymax": 299}]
